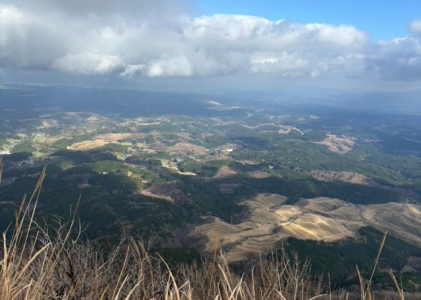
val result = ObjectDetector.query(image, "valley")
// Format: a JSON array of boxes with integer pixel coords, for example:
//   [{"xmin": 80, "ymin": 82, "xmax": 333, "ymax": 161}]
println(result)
[{"xmin": 1, "ymin": 84, "xmax": 421, "ymax": 290}]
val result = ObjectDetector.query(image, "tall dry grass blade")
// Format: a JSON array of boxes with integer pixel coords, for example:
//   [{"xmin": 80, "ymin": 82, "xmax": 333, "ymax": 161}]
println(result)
[
  {"xmin": 209, "ymin": 233, "xmax": 219, "ymax": 298},
  {"xmin": 389, "ymin": 270, "xmax": 405, "ymax": 300},
  {"xmin": 23, "ymin": 280, "xmax": 33, "ymax": 300},
  {"xmin": 14, "ymin": 194, "xmax": 27, "ymax": 231},
  {"xmin": 99, "ymin": 286, "xmax": 109, "ymax": 300},
  {"xmin": 218, "ymin": 264, "xmax": 234, "ymax": 297},
  {"xmin": 68, "ymin": 272, "xmax": 86, "ymax": 300},
  {"xmin": 1, "ymin": 233, "xmax": 10, "ymax": 299},
  {"xmin": 27, "ymin": 166, "xmax": 46, "ymax": 205},
  {"xmin": 74, "ymin": 191, "xmax": 82, "ymax": 219},
  {"xmin": 308, "ymin": 295, "xmax": 328, "ymax": 300},
  {"xmin": 16, "ymin": 167, "xmax": 47, "ymax": 271},
  {"xmin": 356, "ymin": 266, "xmax": 365, "ymax": 300},
  {"xmin": 113, "ymin": 275, "xmax": 129, "ymax": 300},
  {"xmin": 251, "ymin": 267, "xmax": 256, "ymax": 299},
  {"xmin": 123, "ymin": 280, "xmax": 142, "ymax": 300},
  {"xmin": 14, "ymin": 243, "xmax": 51, "ymax": 283},
  {"xmin": 181, "ymin": 280, "xmax": 193, "ymax": 300},
  {"xmin": 158, "ymin": 254, "xmax": 183, "ymax": 300},
  {"xmin": 0, "ymin": 169, "xmax": 45, "ymax": 300},
  {"xmin": 129, "ymin": 237, "xmax": 147, "ymax": 297},
  {"xmin": 138, "ymin": 240, "xmax": 155, "ymax": 292},
  {"xmin": 276, "ymin": 290, "xmax": 287, "ymax": 300},
  {"xmin": 13, "ymin": 166, "xmax": 46, "ymax": 250},
  {"xmin": 365, "ymin": 231, "xmax": 387, "ymax": 296},
  {"xmin": 0, "ymin": 155, "xmax": 3, "ymax": 185},
  {"xmin": 111, "ymin": 246, "xmax": 130, "ymax": 300},
  {"xmin": 227, "ymin": 276, "xmax": 243, "ymax": 300}
]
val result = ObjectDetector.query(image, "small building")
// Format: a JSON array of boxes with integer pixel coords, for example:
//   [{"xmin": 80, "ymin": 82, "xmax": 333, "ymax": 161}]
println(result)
[{"xmin": 224, "ymin": 149, "xmax": 234, "ymax": 153}]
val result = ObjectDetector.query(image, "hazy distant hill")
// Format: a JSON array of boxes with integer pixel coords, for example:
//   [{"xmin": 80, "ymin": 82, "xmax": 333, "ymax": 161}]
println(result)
[{"xmin": 322, "ymin": 90, "xmax": 421, "ymax": 114}]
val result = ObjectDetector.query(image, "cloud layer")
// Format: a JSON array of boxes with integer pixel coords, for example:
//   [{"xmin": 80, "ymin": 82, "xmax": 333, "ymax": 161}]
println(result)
[{"xmin": 1, "ymin": 0, "xmax": 420, "ymax": 85}]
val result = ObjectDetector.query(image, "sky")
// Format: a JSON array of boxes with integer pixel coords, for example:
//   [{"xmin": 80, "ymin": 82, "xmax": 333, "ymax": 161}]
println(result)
[
  {"xmin": 197, "ymin": 0, "xmax": 421, "ymax": 41},
  {"xmin": 0, "ymin": 0, "xmax": 421, "ymax": 94}
]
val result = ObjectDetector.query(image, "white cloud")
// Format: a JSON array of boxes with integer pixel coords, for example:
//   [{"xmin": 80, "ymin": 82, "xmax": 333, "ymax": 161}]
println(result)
[
  {"xmin": 120, "ymin": 64, "xmax": 146, "ymax": 77},
  {"xmin": 309, "ymin": 24, "xmax": 368, "ymax": 47},
  {"xmin": 250, "ymin": 52, "xmax": 309, "ymax": 75},
  {"xmin": 409, "ymin": 19, "xmax": 421, "ymax": 35},
  {"xmin": 1, "ymin": 1, "xmax": 421, "ymax": 87},
  {"xmin": 51, "ymin": 52, "xmax": 124, "ymax": 74},
  {"xmin": 184, "ymin": 15, "xmax": 368, "ymax": 51},
  {"xmin": 146, "ymin": 56, "xmax": 193, "ymax": 77}
]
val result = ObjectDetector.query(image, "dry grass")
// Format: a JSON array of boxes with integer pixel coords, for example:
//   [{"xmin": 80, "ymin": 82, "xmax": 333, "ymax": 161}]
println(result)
[
  {"xmin": 247, "ymin": 170, "xmax": 271, "ymax": 179},
  {"xmin": 0, "ymin": 164, "xmax": 340, "ymax": 300},
  {"xmin": 0, "ymin": 208, "xmax": 337, "ymax": 299},
  {"xmin": 140, "ymin": 189, "xmax": 175, "ymax": 203},
  {"xmin": 67, "ymin": 139, "xmax": 111, "ymax": 151},
  {"xmin": 213, "ymin": 166, "xmax": 238, "ymax": 179},
  {"xmin": 0, "ymin": 159, "xmax": 407, "ymax": 300}
]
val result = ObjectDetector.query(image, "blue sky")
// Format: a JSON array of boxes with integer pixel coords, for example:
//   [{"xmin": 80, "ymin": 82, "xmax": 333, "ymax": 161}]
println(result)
[{"xmin": 196, "ymin": 0, "xmax": 421, "ymax": 41}]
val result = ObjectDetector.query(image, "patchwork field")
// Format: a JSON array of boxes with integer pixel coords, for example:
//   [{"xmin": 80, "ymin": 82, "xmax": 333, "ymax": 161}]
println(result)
[
  {"xmin": 68, "ymin": 139, "xmax": 111, "ymax": 151},
  {"xmin": 192, "ymin": 194, "xmax": 421, "ymax": 262},
  {"xmin": 33, "ymin": 136, "xmax": 47, "ymax": 142},
  {"xmin": 95, "ymin": 133, "xmax": 147, "ymax": 142}
]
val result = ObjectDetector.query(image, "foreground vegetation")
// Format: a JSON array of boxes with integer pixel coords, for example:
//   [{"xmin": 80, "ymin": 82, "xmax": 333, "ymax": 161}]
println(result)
[{"xmin": 0, "ymin": 167, "xmax": 414, "ymax": 300}]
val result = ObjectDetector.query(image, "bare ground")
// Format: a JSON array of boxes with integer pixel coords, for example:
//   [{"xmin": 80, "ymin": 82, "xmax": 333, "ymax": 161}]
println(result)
[
  {"xmin": 68, "ymin": 140, "xmax": 112, "ymax": 151},
  {"xmin": 213, "ymin": 166, "xmax": 238, "ymax": 179},
  {"xmin": 160, "ymin": 159, "xmax": 196, "ymax": 176},
  {"xmin": 315, "ymin": 134, "xmax": 357, "ymax": 154},
  {"xmin": 310, "ymin": 170, "xmax": 377, "ymax": 185},
  {"xmin": 94, "ymin": 133, "xmax": 146, "ymax": 142},
  {"xmin": 192, "ymin": 195, "xmax": 421, "ymax": 262},
  {"xmin": 140, "ymin": 182, "xmax": 189, "ymax": 204},
  {"xmin": 140, "ymin": 190, "xmax": 174, "ymax": 203},
  {"xmin": 247, "ymin": 170, "xmax": 271, "ymax": 179},
  {"xmin": 218, "ymin": 183, "xmax": 240, "ymax": 194},
  {"xmin": 167, "ymin": 143, "xmax": 209, "ymax": 156},
  {"xmin": 277, "ymin": 125, "xmax": 304, "ymax": 135}
]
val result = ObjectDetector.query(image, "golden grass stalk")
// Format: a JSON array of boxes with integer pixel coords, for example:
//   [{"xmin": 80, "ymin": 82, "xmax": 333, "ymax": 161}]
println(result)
[
  {"xmin": 208, "ymin": 233, "xmax": 219, "ymax": 298},
  {"xmin": 355, "ymin": 230, "xmax": 388, "ymax": 300},
  {"xmin": 0, "ymin": 155, "xmax": 3, "ymax": 185},
  {"xmin": 390, "ymin": 270, "xmax": 405, "ymax": 300},
  {"xmin": 366, "ymin": 230, "xmax": 387, "ymax": 294},
  {"xmin": 1, "ymin": 167, "xmax": 47, "ymax": 300}
]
